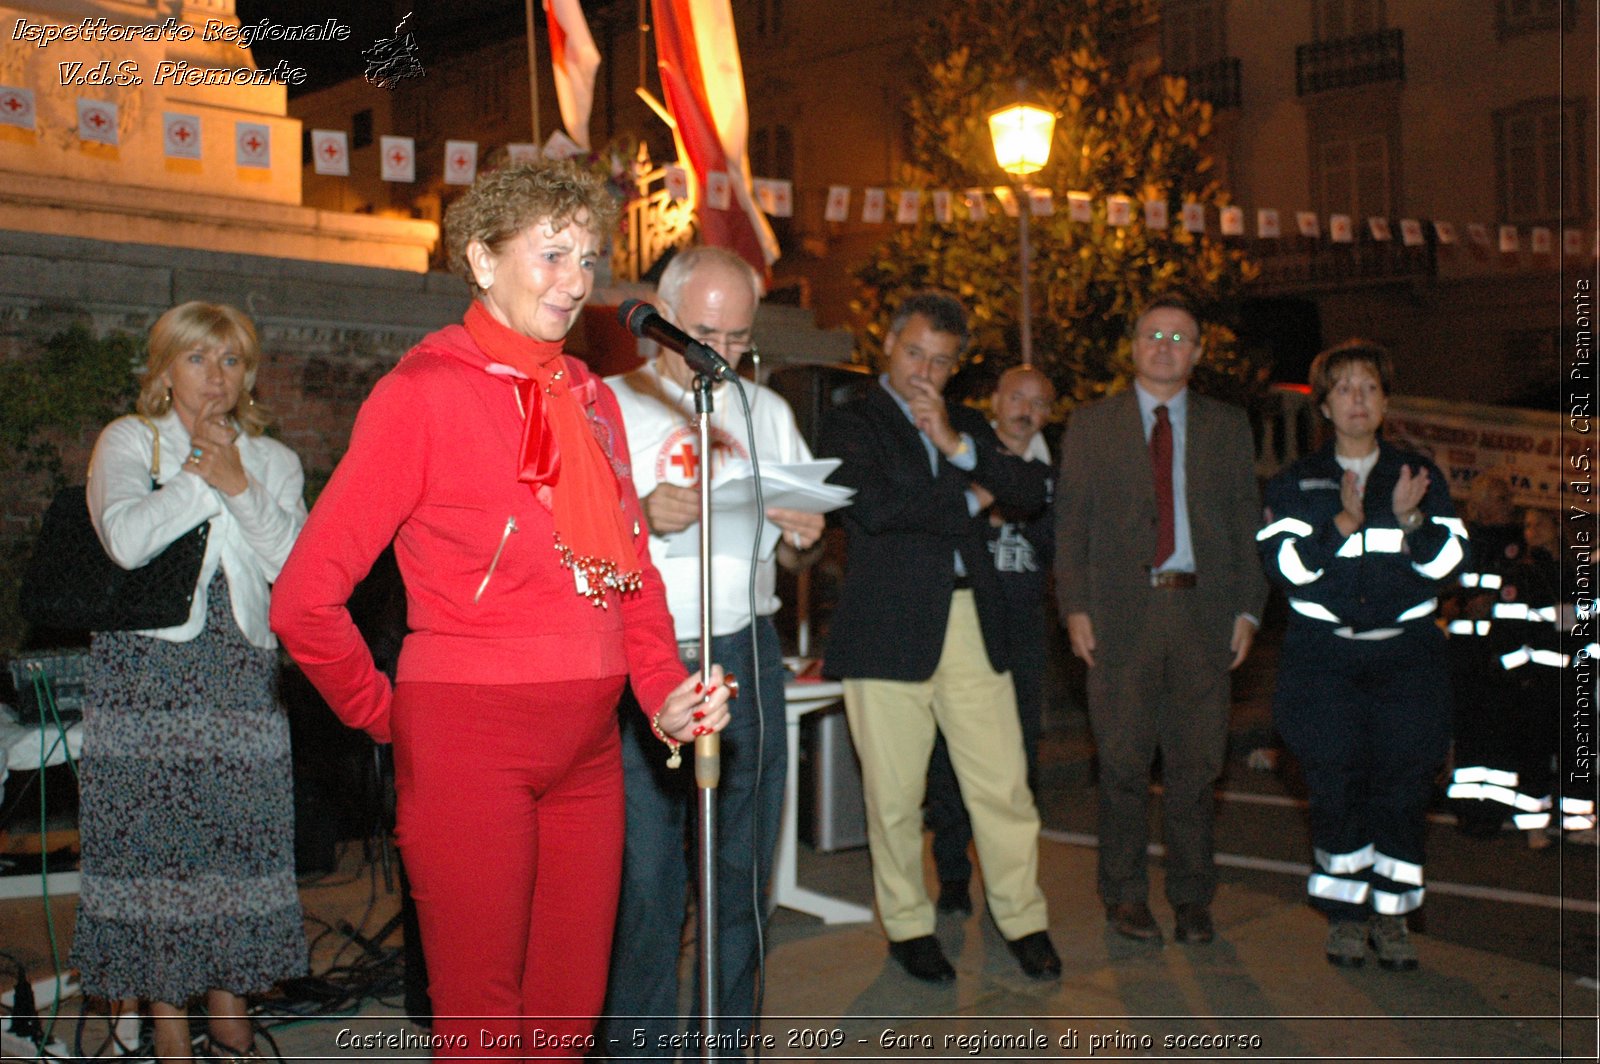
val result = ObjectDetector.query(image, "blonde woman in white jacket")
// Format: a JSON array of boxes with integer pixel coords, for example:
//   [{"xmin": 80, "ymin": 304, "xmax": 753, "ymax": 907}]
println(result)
[{"xmin": 72, "ymin": 302, "xmax": 307, "ymax": 1063}]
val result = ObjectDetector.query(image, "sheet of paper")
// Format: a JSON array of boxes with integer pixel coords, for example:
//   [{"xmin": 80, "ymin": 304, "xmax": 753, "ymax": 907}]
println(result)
[{"xmin": 659, "ymin": 458, "xmax": 854, "ymax": 559}]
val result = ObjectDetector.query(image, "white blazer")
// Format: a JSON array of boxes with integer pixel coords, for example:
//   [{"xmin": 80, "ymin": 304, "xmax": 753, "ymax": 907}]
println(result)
[{"xmin": 85, "ymin": 411, "xmax": 306, "ymax": 648}]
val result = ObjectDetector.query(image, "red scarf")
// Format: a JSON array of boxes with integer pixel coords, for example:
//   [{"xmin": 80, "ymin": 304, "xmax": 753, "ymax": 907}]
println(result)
[{"xmin": 465, "ymin": 302, "xmax": 642, "ymax": 606}]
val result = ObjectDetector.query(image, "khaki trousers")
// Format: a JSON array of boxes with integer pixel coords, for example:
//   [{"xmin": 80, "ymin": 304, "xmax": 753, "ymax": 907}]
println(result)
[{"xmin": 843, "ymin": 590, "xmax": 1049, "ymax": 941}]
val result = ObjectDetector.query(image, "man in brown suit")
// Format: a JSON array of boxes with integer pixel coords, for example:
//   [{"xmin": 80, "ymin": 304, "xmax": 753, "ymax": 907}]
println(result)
[{"xmin": 1055, "ymin": 292, "xmax": 1266, "ymax": 945}]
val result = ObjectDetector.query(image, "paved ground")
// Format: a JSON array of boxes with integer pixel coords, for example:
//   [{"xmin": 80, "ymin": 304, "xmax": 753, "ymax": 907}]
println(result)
[{"xmin": 3, "ymin": 611, "xmax": 1596, "ymax": 1060}]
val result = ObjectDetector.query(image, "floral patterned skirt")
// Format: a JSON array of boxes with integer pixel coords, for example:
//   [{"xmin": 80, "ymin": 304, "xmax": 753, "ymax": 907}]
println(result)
[{"xmin": 70, "ymin": 572, "xmax": 306, "ymax": 1003}]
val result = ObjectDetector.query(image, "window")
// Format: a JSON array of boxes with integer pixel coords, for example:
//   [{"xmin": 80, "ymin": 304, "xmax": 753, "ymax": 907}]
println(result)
[
  {"xmin": 1161, "ymin": 0, "xmax": 1225, "ymax": 72},
  {"xmin": 1313, "ymin": 0, "xmax": 1385, "ymax": 40},
  {"xmin": 756, "ymin": 0, "xmax": 784, "ymax": 37},
  {"xmin": 352, "ymin": 109, "xmax": 373, "ymax": 150},
  {"xmin": 1496, "ymin": 98, "xmax": 1587, "ymax": 225},
  {"xmin": 1307, "ymin": 91, "xmax": 1401, "ymax": 220},
  {"xmin": 1497, "ymin": 0, "xmax": 1574, "ymax": 38}
]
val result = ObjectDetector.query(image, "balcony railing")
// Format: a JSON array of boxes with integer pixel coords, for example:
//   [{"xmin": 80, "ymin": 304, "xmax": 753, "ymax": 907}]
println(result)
[
  {"xmin": 1296, "ymin": 28, "xmax": 1404, "ymax": 95},
  {"xmin": 1248, "ymin": 230, "xmax": 1437, "ymax": 293},
  {"xmin": 1174, "ymin": 57, "xmax": 1242, "ymax": 110}
]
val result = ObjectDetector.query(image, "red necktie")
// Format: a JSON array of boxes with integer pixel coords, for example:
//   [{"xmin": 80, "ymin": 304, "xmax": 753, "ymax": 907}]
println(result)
[{"xmin": 1151, "ymin": 404, "xmax": 1174, "ymax": 567}]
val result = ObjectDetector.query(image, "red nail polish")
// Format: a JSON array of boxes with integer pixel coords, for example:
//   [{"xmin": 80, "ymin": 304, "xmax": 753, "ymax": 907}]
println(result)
[
  {"xmin": 694, "ymin": 683, "xmax": 703, "ymax": 694},
  {"xmin": 692, "ymin": 711, "xmax": 705, "ymax": 721}
]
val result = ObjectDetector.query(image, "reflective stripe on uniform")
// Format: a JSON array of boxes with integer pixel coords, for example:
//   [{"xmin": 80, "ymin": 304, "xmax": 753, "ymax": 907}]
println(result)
[
  {"xmin": 1562, "ymin": 797, "xmax": 1596, "ymax": 815},
  {"xmin": 1308, "ymin": 873, "xmax": 1369, "ymax": 905},
  {"xmin": 1289, "ymin": 598, "xmax": 1341, "ymax": 623},
  {"xmin": 1395, "ymin": 598, "xmax": 1438, "ymax": 623},
  {"xmin": 1514, "ymin": 812, "xmax": 1550, "ymax": 830},
  {"xmin": 1371, "ymin": 887, "xmax": 1425, "ymax": 914},
  {"xmin": 1365, "ymin": 527, "xmax": 1404, "ymax": 554},
  {"xmin": 1277, "ymin": 539, "xmax": 1324, "ymax": 585},
  {"xmin": 1315, "ymin": 844, "xmax": 1375, "ymax": 875},
  {"xmin": 1371, "ymin": 850, "xmax": 1423, "ymax": 887},
  {"xmin": 1447, "ymin": 619, "xmax": 1492, "ymax": 636},
  {"xmin": 1452, "ymin": 765, "xmax": 1518, "ymax": 787},
  {"xmin": 1412, "ymin": 531, "xmax": 1465, "ymax": 580},
  {"xmin": 1257, "ymin": 517, "xmax": 1315, "ymax": 541}
]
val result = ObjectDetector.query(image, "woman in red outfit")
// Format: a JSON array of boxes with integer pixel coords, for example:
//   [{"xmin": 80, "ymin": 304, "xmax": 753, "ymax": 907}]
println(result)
[{"xmin": 270, "ymin": 161, "xmax": 731, "ymax": 1056}]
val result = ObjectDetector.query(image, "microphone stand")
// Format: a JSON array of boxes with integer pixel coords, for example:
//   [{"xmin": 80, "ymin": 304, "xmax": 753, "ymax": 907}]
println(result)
[{"xmin": 691, "ymin": 371, "xmax": 721, "ymax": 1056}]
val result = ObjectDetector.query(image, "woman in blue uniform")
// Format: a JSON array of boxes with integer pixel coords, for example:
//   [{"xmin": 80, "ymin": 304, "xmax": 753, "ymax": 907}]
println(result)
[{"xmin": 1257, "ymin": 341, "xmax": 1467, "ymax": 971}]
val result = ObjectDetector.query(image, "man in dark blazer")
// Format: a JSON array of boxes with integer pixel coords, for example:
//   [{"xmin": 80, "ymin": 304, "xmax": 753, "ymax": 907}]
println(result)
[
  {"xmin": 821, "ymin": 291, "xmax": 1061, "ymax": 983},
  {"xmin": 1055, "ymin": 292, "xmax": 1266, "ymax": 946}
]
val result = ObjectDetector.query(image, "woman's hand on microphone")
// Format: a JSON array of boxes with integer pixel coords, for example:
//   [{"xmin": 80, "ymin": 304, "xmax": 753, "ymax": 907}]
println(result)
[{"xmin": 654, "ymin": 664, "xmax": 734, "ymax": 743}]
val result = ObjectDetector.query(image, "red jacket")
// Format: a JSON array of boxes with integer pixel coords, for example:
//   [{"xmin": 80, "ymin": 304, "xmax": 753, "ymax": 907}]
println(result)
[{"xmin": 271, "ymin": 322, "xmax": 684, "ymax": 742}]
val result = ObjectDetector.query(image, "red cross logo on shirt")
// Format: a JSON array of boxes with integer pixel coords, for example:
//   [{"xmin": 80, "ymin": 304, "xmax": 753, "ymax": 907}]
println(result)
[
  {"xmin": 86, "ymin": 110, "xmax": 108, "ymax": 129},
  {"xmin": 3, "ymin": 95, "xmax": 23, "ymax": 113},
  {"xmin": 670, "ymin": 442, "xmax": 699, "ymax": 481},
  {"xmin": 244, "ymin": 135, "xmax": 262, "ymax": 153},
  {"xmin": 172, "ymin": 124, "xmax": 192, "ymax": 141}
]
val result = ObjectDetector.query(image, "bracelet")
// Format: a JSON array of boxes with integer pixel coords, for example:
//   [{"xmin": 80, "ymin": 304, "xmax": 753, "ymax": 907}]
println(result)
[
  {"xmin": 1398, "ymin": 508, "xmax": 1424, "ymax": 533},
  {"xmin": 650, "ymin": 709, "xmax": 682, "ymax": 769}
]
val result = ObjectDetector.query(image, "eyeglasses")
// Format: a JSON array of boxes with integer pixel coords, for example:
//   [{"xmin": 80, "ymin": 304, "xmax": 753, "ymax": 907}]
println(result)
[{"xmin": 1138, "ymin": 330, "xmax": 1195, "ymax": 348}]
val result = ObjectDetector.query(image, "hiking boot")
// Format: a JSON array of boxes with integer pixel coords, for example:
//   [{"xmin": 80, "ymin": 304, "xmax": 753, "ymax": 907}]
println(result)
[
  {"xmin": 1368, "ymin": 915, "xmax": 1419, "ymax": 971},
  {"xmin": 1324, "ymin": 920, "xmax": 1367, "ymax": 967}
]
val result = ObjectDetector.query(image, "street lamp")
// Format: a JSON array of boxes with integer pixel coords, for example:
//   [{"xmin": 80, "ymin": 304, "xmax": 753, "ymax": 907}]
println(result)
[{"xmin": 988, "ymin": 100, "xmax": 1055, "ymax": 365}]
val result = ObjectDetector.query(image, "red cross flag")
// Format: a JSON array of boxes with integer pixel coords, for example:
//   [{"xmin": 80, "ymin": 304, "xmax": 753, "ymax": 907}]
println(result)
[
  {"xmin": 861, "ymin": 187, "xmax": 886, "ymax": 224},
  {"xmin": 767, "ymin": 179, "xmax": 792, "ymax": 218},
  {"xmin": 931, "ymin": 189, "xmax": 952, "ymax": 224},
  {"xmin": 1368, "ymin": 217, "xmax": 1392, "ymax": 241},
  {"xmin": 77, "ymin": 98, "xmax": 118, "ymax": 146},
  {"xmin": 236, "ymin": 122, "xmax": 271, "ymax": 168},
  {"xmin": 1067, "ymin": 191, "xmax": 1093, "ymax": 223},
  {"xmin": 1181, "ymin": 202, "xmax": 1206, "ymax": 234},
  {"xmin": 506, "ymin": 143, "xmax": 540, "ymax": 166},
  {"xmin": 444, "ymin": 140, "xmax": 478, "ymax": 185},
  {"xmin": 1220, "ymin": 206, "xmax": 1245, "ymax": 236},
  {"xmin": 895, "ymin": 189, "xmax": 921, "ymax": 224},
  {"xmin": 664, "ymin": 165, "xmax": 691, "ymax": 202},
  {"xmin": 380, "ymin": 135, "xmax": 415, "ymax": 183},
  {"xmin": 311, "ymin": 130, "xmax": 350, "ymax": 176},
  {"xmin": 1105, "ymin": 195, "xmax": 1132, "ymax": 227},
  {"xmin": 1257, "ymin": 209, "xmax": 1282, "ymax": 239},
  {"xmin": 824, "ymin": 185, "xmax": 850, "ymax": 223},
  {"xmin": 1143, "ymin": 199, "xmax": 1169, "ymax": 230},
  {"xmin": 0, "ymin": 86, "xmax": 36, "ymax": 130},
  {"xmin": 1329, "ymin": 214, "xmax": 1353, "ymax": 243},
  {"xmin": 704, "ymin": 170, "xmax": 732, "ymax": 210},
  {"xmin": 1296, "ymin": 211, "xmax": 1321, "ymax": 239},
  {"xmin": 162, "ymin": 112, "xmax": 201, "ymax": 159},
  {"xmin": 963, "ymin": 188, "xmax": 987, "ymax": 222},
  {"xmin": 1400, "ymin": 219, "xmax": 1424, "ymax": 246}
]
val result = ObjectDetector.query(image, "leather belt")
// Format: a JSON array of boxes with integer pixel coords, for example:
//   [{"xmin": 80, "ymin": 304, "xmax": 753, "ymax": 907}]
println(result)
[{"xmin": 1148, "ymin": 570, "xmax": 1197, "ymax": 590}]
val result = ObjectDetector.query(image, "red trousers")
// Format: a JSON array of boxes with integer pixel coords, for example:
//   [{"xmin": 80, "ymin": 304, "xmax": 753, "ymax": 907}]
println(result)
[{"xmin": 392, "ymin": 677, "xmax": 626, "ymax": 1059}]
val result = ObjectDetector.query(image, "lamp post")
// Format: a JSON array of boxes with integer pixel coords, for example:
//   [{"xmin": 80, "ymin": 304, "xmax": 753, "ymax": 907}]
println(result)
[{"xmin": 987, "ymin": 101, "xmax": 1055, "ymax": 366}]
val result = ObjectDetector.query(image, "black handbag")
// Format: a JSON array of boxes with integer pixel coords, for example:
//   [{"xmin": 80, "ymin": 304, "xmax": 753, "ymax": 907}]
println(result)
[{"xmin": 20, "ymin": 415, "xmax": 211, "ymax": 633}]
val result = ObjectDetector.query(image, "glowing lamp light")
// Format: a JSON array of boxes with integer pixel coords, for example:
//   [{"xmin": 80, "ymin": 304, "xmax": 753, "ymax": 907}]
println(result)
[{"xmin": 988, "ymin": 102, "xmax": 1056, "ymax": 176}]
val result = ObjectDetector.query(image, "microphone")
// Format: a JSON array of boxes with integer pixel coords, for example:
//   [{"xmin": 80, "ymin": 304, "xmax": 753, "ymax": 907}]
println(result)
[{"xmin": 618, "ymin": 300, "xmax": 735, "ymax": 382}]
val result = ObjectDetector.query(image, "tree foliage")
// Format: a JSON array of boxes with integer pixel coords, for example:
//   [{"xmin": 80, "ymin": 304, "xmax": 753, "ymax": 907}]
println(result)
[{"xmin": 853, "ymin": 0, "xmax": 1261, "ymax": 406}]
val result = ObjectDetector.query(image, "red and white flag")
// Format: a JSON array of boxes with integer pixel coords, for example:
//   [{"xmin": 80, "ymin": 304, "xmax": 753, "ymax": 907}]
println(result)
[
  {"xmin": 444, "ymin": 140, "xmax": 478, "ymax": 185},
  {"xmin": 381, "ymin": 136, "xmax": 415, "ymax": 182},
  {"xmin": 1257, "ymin": 209, "xmax": 1281, "ymax": 239},
  {"xmin": 236, "ymin": 122, "xmax": 271, "ymax": 168},
  {"xmin": 705, "ymin": 170, "xmax": 732, "ymax": 210},
  {"xmin": 162, "ymin": 112, "xmax": 201, "ymax": 159},
  {"xmin": 0, "ymin": 86, "xmax": 37, "ymax": 130},
  {"xmin": 1027, "ymin": 188, "xmax": 1053, "ymax": 217},
  {"xmin": 651, "ymin": 0, "xmax": 779, "ymax": 273},
  {"xmin": 1399, "ymin": 219, "xmax": 1424, "ymax": 246},
  {"xmin": 1368, "ymin": 217, "xmax": 1391, "ymax": 241},
  {"xmin": 895, "ymin": 189, "xmax": 922, "ymax": 224},
  {"xmin": 931, "ymin": 189, "xmax": 952, "ymax": 224},
  {"xmin": 1219, "ymin": 206, "xmax": 1244, "ymax": 236},
  {"xmin": 506, "ymin": 142, "xmax": 540, "ymax": 166},
  {"xmin": 1067, "ymin": 191, "xmax": 1093, "ymax": 223},
  {"xmin": 77, "ymin": 98, "xmax": 118, "ymax": 145},
  {"xmin": 311, "ymin": 130, "xmax": 349, "ymax": 176},
  {"xmin": 1143, "ymin": 199, "xmax": 1169, "ymax": 230},
  {"xmin": 861, "ymin": 187, "xmax": 886, "ymax": 223},
  {"xmin": 1296, "ymin": 211, "xmax": 1320, "ymax": 239},
  {"xmin": 1329, "ymin": 214, "xmax": 1353, "ymax": 243},
  {"xmin": 664, "ymin": 165, "xmax": 691, "ymax": 202},
  {"xmin": 1181, "ymin": 202, "xmax": 1206, "ymax": 234},
  {"xmin": 824, "ymin": 185, "xmax": 850, "ymax": 223},
  {"xmin": 544, "ymin": 0, "xmax": 601, "ymax": 150},
  {"xmin": 963, "ymin": 188, "xmax": 987, "ymax": 222},
  {"xmin": 1106, "ymin": 196, "xmax": 1132, "ymax": 227}
]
